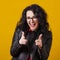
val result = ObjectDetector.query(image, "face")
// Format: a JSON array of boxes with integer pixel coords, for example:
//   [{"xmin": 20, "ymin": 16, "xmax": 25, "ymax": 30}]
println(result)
[{"xmin": 26, "ymin": 10, "xmax": 39, "ymax": 31}]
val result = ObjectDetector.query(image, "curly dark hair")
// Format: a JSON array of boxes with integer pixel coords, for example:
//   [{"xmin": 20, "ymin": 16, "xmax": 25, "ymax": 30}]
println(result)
[{"xmin": 16, "ymin": 4, "xmax": 50, "ymax": 34}]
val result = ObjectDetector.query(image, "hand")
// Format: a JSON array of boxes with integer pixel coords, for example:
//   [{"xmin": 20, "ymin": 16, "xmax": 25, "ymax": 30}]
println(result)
[
  {"xmin": 35, "ymin": 34, "xmax": 43, "ymax": 49},
  {"xmin": 19, "ymin": 31, "xmax": 28, "ymax": 45}
]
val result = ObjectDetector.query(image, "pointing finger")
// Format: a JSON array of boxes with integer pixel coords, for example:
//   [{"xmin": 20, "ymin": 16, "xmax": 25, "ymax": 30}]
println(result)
[{"xmin": 39, "ymin": 34, "xmax": 42, "ymax": 39}]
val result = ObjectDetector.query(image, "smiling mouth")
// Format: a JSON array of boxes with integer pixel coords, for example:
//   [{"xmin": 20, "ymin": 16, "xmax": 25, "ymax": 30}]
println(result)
[{"xmin": 29, "ymin": 23, "xmax": 36, "ymax": 27}]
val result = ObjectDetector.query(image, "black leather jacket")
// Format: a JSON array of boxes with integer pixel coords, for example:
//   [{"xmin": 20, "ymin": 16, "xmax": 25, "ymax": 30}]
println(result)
[{"xmin": 10, "ymin": 28, "xmax": 52, "ymax": 60}]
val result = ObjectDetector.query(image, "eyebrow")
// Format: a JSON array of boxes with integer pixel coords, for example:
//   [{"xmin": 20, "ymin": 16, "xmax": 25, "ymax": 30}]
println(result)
[{"xmin": 26, "ymin": 16, "xmax": 37, "ymax": 18}]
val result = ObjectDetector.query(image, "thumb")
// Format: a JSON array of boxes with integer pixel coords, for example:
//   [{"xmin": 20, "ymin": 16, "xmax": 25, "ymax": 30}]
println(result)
[
  {"xmin": 21, "ymin": 31, "xmax": 25, "ymax": 38},
  {"xmin": 39, "ymin": 34, "xmax": 42, "ymax": 39}
]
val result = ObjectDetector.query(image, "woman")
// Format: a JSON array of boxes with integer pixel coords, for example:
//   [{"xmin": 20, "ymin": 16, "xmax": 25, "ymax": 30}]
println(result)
[{"xmin": 10, "ymin": 4, "xmax": 52, "ymax": 60}]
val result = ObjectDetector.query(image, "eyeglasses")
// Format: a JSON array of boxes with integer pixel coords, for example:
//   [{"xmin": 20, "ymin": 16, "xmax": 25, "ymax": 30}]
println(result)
[{"xmin": 26, "ymin": 16, "xmax": 38, "ymax": 21}]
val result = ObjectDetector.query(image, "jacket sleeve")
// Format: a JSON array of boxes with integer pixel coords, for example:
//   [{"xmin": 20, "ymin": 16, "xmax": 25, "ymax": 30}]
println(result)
[
  {"xmin": 38, "ymin": 31, "xmax": 52, "ymax": 60},
  {"xmin": 10, "ymin": 28, "xmax": 22, "ymax": 57}
]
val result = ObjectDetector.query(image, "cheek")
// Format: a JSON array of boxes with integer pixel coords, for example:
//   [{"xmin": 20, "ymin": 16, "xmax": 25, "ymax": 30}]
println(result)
[
  {"xmin": 36, "ymin": 23, "xmax": 39, "ymax": 28},
  {"xmin": 36, "ymin": 21, "xmax": 39, "ymax": 28},
  {"xmin": 35, "ymin": 20, "xmax": 39, "ymax": 25}
]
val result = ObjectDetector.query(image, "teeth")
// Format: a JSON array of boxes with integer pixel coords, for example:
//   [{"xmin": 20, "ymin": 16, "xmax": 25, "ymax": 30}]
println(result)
[{"xmin": 30, "ymin": 23, "xmax": 35, "ymax": 27}]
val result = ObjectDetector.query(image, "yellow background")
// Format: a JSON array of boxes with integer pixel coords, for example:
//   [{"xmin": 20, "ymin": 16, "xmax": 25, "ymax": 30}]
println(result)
[{"xmin": 0, "ymin": 0, "xmax": 60, "ymax": 60}]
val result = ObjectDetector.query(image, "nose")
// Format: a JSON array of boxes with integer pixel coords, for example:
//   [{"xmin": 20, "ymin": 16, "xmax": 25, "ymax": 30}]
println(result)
[{"xmin": 30, "ymin": 18, "xmax": 34, "ymax": 23}]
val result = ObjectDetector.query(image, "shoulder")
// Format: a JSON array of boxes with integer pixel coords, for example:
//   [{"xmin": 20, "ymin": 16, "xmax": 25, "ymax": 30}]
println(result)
[
  {"xmin": 15, "ymin": 23, "xmax": 22, "ymax": 33},
  {"xmin": 41, "ymin": 31, "xmax": 52, "ymax": 48},
  {"xmin": 43, "ymin": 31, "xmax": 52, "ymax": 39},
  {"xmin": 13, "ymin": 25, "xmax": 22, "ymax": 39},
  {"xmin": 42, "ymin": 31, "xmax": 52, "ymax": 44}
]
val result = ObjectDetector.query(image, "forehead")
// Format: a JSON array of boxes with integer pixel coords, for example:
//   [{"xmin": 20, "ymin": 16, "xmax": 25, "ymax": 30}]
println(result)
[{"xmin": 26, "ymin": 10, "xmax": 35, "ymax": 17}]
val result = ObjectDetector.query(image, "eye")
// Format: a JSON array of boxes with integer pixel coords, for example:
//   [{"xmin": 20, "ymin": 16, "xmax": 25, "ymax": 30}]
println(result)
[
  {"xmin": 33, "ymin": 16, "xmax": 37, "ymax": 20},
  {"xmin": 26, "ymin": 17, "xmax": 31, "ymax": 19},
  {"xmin": 26, "ymin": 16, "xmax": 38, "ymax": 20}
]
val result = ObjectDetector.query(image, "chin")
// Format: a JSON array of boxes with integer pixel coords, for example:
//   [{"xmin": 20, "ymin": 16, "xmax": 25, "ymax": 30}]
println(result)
[{"xmin": 30, "ymin": 27, "xmax": 37, "ymax": 31}]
